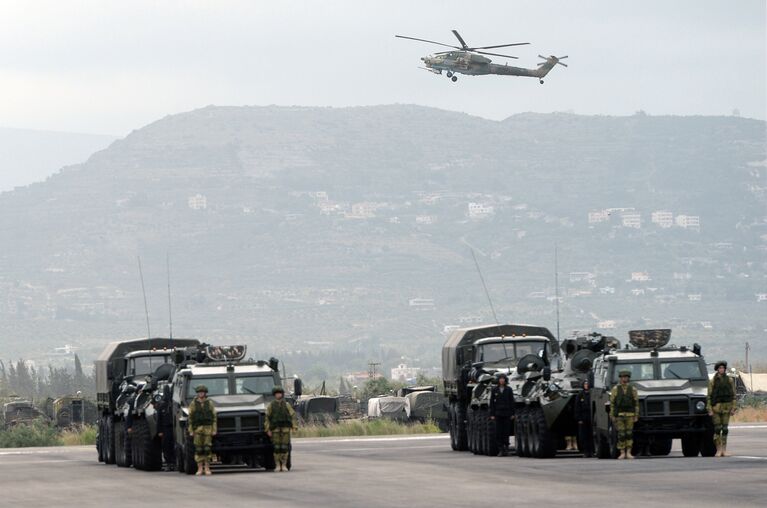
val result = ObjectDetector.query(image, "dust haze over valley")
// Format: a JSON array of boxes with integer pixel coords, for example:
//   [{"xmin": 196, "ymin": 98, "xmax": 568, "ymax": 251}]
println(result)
[{"xmin": 1, "ymin": 1, "xmax": 766, "ymax": 382}]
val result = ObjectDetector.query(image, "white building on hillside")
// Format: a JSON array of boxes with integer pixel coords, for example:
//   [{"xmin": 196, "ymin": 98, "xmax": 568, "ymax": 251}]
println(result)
[
  {"xmin": 588, "ymin": 210, "xmax": 610, "ymax": 224},
  {"xmin": 468, "ymin": 202, "xmax": 495, "ymax": 219},
  {"xmin": 188, "ymin": 194, "xmax": 207, "ymax": 210},
  {"xmin": 621, "ymin": 212, "xmax": 642, "ymax": 229},
  {"xmin": 651, "ymin": 210, "xmax": 674, "ymax": 228},
  {"xmin": 391, "ymin": 363, "xmax": 420, "ymax": 382},
  {"xmin": 676, "ymin": 215, "xmax": 701, "ymax": 230}
]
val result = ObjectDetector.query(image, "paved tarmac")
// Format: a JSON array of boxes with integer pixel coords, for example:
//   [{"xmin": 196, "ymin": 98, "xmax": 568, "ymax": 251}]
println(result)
[{"xmin": 1, "ymin": 425, "xmax": 766, "ymax": 508}]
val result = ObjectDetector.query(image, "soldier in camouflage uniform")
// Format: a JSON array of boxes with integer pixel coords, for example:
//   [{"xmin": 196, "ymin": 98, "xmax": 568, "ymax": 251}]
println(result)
[
  {"xmin": 610, "ymin": 370, "xmax": 639, "ymax": 460},
  {"xmin": 265, "ymin": 386, "xmax": 297, "ymax": 472},
  {"xmin": 707, "ymin": 361, "xmax": 737, "ymax": 457},
  {"xmin": 188, "ymin": 385, "xmax": 217, "ymax": 476}
]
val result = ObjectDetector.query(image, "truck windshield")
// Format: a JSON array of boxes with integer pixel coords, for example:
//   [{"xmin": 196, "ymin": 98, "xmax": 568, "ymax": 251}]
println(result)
[
  {"xmin": 235, "ymin": 376, "xmax": 275, "ymax": 395},
  {"xmin": 478, "ymin": 341, "xmax": 546, "ymax": 363},
  {"xmin": 186, "ymin": 375, "xmax": 275, "ymax": 397},
  {"xmin": 659, "ymin": 361, "xmax": 706, "ymax": 380},
  {"xmin": 131, "ymin": 355, "xmax": 170, "ymax": 376},
  {"xmin": 612, "ymin": 362, "xmax": 655, "ymax": 382},
  {"xmin": 187, "ymin": 376, "xmax": 230, "ymax": 397}
]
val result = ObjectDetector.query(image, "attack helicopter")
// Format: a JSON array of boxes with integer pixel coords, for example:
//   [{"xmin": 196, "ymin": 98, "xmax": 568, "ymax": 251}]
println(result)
[{"xmin": 395, "ymin": 30, "xmax": 567, "ymax": 83}]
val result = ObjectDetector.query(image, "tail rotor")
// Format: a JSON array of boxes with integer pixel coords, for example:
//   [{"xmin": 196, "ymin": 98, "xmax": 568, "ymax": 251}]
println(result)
[{"xmin": 538, "ymin": 55, "xmax": 568, "ymax": 67}]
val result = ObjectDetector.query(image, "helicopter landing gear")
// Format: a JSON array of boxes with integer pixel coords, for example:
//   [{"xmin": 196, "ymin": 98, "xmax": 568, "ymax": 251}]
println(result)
[
  {"xmin": 451, "ymin": 75, "xmax": 458, "ymax": 82},
  {"xmin": 446, "ymin": 71, "xmax": 453, "ymax": 78},
  {"xmin": 539, "ymin": 79, "xmax": 544, "ymax": 84}
]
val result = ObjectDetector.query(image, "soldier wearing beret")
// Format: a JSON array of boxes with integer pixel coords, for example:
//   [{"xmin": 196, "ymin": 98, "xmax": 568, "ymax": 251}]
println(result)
[
  {"xmin": 265, "ymin": 386, "xmax": 297, "ymax": 471},
  {"xmin": 707, "ymin": 361, "xmax": 737, "ymax": 457},
  {"xmin": 610, "ymin": 369, "xmax": 639, "ymax": 459},
  {"xmin": 188, "ymin": 385, "xmax": 217, "ymax": 475}
]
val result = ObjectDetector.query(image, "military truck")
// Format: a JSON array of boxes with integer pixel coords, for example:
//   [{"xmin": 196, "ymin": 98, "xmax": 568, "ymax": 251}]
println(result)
[
  {"xmin": 166, "ymin": 344, "xmax": 283, "ymax": 474},
  {"xmin": 295, "ymin": 395, "xmax": 339, "ymax": 424},
  {"xmin": 442, "ymin": 323, "xmax": 559, "ymax": 453},
  {"xmin": 591, "ymin": 329, "xmax": 716, "ymax": 458},
  {"xmin": 44, "ymin": 395, "xmax": 98, "ymax": 427},
  {"xmin": 94, "ymin": 337, "xmax": 200, "ymax": 465},
  {"xmin": 2, "ymin": 399, "xmax": 48, "ymax": 428}
]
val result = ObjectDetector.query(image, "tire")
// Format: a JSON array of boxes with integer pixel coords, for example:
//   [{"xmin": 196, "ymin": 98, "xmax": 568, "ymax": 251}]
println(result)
[
  {"xmin": 515, "ymin": 409, "xmax": 529, "ymax": 457},
  {"xmin": 176, "ymin": 445, "xmax": 186, "ymax": 473},
  {"xmin": 649, "ymin": 438, "xmax": 672, "ymax": 456},
  {"xmin": 114, "ymin": 421, "xmax": 132, "ymax": 468},
  {"xmin": 103, "ymin": 417, "xmax": 116, "ymax": 465},
  {"xmin": 606, "ymin": 420, "xmax": 621, "ymax": 459},
  {"xmin": 595, "ymin": 429, "xmax": 611, "ymax": 459},
  {"xmin": 182, "ymin": 436, "xmax": 197, "ymax": 474},
  {"xmin": 132, "ymin": 419, "xmax": 163, "ymax": 471},
  {"xmin": 454, "ymin": 404, "xmax": 468, "ymax": 451},
  {"xmin": 467, "ymin": 409, "xmax": 479, "ymax": 455},
  {"xmin": 530, "ymin": 406, "xmax": 557, "ymax": 458},
  {"xmin": 681, "ymin": 435, "xmax": 700, "ymax": 457},
  {"xmin": 486, "ymin": 414, "xmax": 499, "ymax": 457},
  {"xmin": 97, "ymin": 417, "xmax": 105, "ymax": 463},
  {"xmin": 699, "ymin": 429, "xmax": 716, "ymax": 457}
]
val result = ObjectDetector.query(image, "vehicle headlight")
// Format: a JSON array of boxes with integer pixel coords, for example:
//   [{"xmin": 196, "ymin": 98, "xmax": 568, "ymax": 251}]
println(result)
[{"xmin": 695, "ymin": 401, "xmax": 706, "ymax": 412}]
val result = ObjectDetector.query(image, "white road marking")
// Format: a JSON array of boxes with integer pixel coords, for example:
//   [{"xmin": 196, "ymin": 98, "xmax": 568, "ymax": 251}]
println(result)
[
  {"xmin": 730, "ymin": 425, "xmax": 767, "ymax": 430},
  {"xmin": 732, "ymin": 456, "xmax": 767, "ymax": 460},
  {"xmin": 297, "ymin": 434, "xmax": 449, "ymax": 445}
]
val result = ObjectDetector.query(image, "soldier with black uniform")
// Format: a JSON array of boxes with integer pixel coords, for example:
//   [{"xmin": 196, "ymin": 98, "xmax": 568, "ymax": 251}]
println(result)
[
  {"xmin": 610, "ymin": 370, "xmax": 639, "ymax": 459},
  {"xmin": 489, "ymin": 373, "xmax": 515, "ymax": 456},
  {"xmin": 708, "ymin": 360, "xmax": 737, "ymax": 457},
  {"xmin": 574, "ymin": 380, "xmax": 593, "ymax": 457},
  {"xmin": 154, "ymin": 394, "xmax": 175, "ymax": 471},
  {"xmin": 188, "ymin": 385, "xmax": 217, "ymax": 476},
  {"xmin": 265, "ymin": 386, "xmax": 297, "ymax": 471}
]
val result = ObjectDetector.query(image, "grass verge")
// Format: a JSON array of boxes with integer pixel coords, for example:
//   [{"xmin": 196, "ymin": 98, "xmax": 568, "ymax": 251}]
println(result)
[{"xmin": 294, "ymin": 418, "xmax": 443, "ymax": 438}]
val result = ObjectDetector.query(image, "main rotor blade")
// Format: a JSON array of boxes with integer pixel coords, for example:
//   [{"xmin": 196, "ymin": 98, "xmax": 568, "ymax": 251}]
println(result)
[
  {"xmin": 471, "ymin": 42, "xmax": 530, "ymax": 50},
  {"xmin": 395, "ymin": 35, "xmax": 459, "ymax": 50},
  {"xmin": 452, "ymin": 30, "xmax": 469, "ymax": 49},
  {"xmin": 474, "ymin": 50, "xmax": 519, "ymax": 59}
]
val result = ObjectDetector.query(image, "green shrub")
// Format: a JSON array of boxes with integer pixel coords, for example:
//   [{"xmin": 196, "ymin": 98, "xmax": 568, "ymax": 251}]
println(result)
[
  {"xmin": 60, "ymin": 425, "xmax": 97, "ymax": 446},
  {"xmin": 0, "ymin": 421, "xmax": 62, "ymax": 448}
]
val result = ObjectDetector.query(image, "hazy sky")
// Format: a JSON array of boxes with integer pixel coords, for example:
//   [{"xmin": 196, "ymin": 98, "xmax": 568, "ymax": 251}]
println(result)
[{"xmin": 0, "ymin": 0, "xmax": 765, "ymax": 135}]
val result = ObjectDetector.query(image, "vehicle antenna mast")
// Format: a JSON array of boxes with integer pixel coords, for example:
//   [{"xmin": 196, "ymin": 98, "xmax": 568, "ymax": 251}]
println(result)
[
  {"xmin": 554, "ymin": 244, "xmax": 561, "ymax": 341},
  {"xmin": 166, "ymin": 252, "xmax": 173, "ymax": 347},
  {"xmin": 470, "ymin": 248, "xmax": 499, "ymax": 324},
  {"xmin": 137, "ymin": 256, "xmax": 152, "ymax": 344}
]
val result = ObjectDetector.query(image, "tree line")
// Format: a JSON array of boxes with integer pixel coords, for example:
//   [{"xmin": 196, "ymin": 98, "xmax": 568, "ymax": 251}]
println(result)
[{"xmin": 0, "ymin": 356, "xmax": 94, "ymax": 402}]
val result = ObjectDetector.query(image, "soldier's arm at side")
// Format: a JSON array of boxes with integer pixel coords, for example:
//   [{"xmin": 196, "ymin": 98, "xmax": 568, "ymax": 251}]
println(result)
[
  {"xmin": 264, "ymin": 403, "xmax": 272, "ymax": 433},
  {"xmin": 210, "ymin": 403, "xmax": 217, "ymax": 435},
  {"xmin": 730, "ymin": 378, "xmax": 737, "ymax": 413},
  {"xmin": 706, "ymin": 378, "xmax": 714, "ymax": 413},
  {"xmin": 633, "ymin": 386, "xmax": 640, "ymax": 415}
]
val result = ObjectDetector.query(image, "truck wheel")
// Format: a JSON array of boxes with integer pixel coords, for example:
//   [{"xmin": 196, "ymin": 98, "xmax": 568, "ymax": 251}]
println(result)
[
  {"xmin": 115, "ymin": 421, "xmax": 132, "ymax": 467},
  {"xmin": 183, "ymin": 445, "xmax": 197, "ymax": 474},
  {"xmin": 486, "ymin": 413, "xmax": 498, "ymax": 457},
  {"xmin": 649, "ymin": 438, "xmax": 672, "ymax": 456},
  {"xmin": 595, "ymin": 428, "xmax": 611, "ymax": 459},
  {"xmin": 515, "ymin": 409, "xmax": 529, "ymax": 457},
  {"xmin": 699, "ymin": 429, "xmax": 716, "ymax": 457},
  {"xmin": 97, "ymin": 418, "xmax": 104, "ymax": 462},
  {"xmin": 681, "ymin": 435, "xmax": 700, "ymax": 457},
  {"xmin": 263, "ymin": 451, "xmax": 276, "ymax": 471},
  {"xmin": 452, "ymin": 403, "xmax": 468, "ymax": 451},
  {"xmin": 104, "ymin": 417, "xmax": 116, "ymax": 464},
  {"xmin": 466, "ymin": 408, "xmax": 477, "ymax": 454},
  {"xmin": 449, "ymin": 403, "xmax": 460, "ymax": 451},
  {"xmin": 530, "ymin": 406, "xmax": 557, "ymax": 458},
  {"xmin": 176, "ymin": 445, "xmax": 186, "ymax": 473},
  {"xmin": 132, "ymin": 420, "xmax": 162, "ymax": 471}
]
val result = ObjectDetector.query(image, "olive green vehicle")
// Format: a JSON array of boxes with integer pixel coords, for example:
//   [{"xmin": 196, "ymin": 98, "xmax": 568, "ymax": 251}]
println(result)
[
  {"xmin": 94, "ymin": 337, "xmax": 200, "ymax": 465},
  {"xmin": 590, "ymin": 329, "xmax": 716, "ymax": 459},
  {"xmin": 2, "ymin": 399, "xmax": 48, "ymax": 428},
  {"xmin": 442, "ymin": 323, "xmax": 560, "ymax": 454},
  {"xmin": 44, "ymin": 395, "xmax": 98, "ymax": 427},
  {"xmin": 167, "ymin": 344, "xmax": 283, "ymax": 474}
]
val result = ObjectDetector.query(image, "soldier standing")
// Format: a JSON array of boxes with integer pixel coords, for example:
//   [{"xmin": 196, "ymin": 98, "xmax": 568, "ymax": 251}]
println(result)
[
  {"xmin": 708, "ymin": 361, "xmax": 737, "ymax": 457},
  {"xmin": 574, "ymin": 380, "xmax": 593, "ymax": 458},
  {"xmin": 265, "ymin": 386, "xmax": 297, "ymax": 471},
  {"xmin": 489, "ymin": 373, "xmax": 515, "ymax": 456},
  {"xmin": 610, "ymin": 370, "xmax": 639, "ymax": 459},
  {"xmin": 188, "ymin": 385, "xmax": 217, "ymax": 476},
  {"xmin": 154, "ymin": 394, "xmax": 175, "ymax": 471}
]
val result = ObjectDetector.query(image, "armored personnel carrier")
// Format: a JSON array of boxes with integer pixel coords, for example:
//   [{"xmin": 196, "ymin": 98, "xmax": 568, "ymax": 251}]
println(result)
[
  {"xmin": 2, "ymin": 399, "xmax": 47, "ymax": 428},
  {"xmin": 94, "ymin": 337, "xmax": 200, "ymax": 465},
  {"xmin": 166, "ymin": 344, "xmax": 283, "ymax": 473},
  {"xmin": 441, "ymin": 323, "xmax": 559, "ymax": 453},
  {"xmin": 591, "ymin": 329, "xmax": 716, "ymax": 458}
]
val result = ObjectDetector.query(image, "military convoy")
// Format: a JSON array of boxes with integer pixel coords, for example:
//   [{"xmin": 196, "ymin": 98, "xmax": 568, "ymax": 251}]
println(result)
[
  {"xmin": 94, "ymin": 337, "xmax": 283, "ymax": 473},
  {"xmin": 590, "ymin": 329, "xmax": 716, "ymax": 458},
  {"xmin": 442, "ymin": 323, "xmax": 717, "ymax": 459}
]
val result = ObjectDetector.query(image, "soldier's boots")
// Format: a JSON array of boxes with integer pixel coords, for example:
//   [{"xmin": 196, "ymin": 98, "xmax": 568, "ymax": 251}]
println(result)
[
  {"xmin": 195, "ymin": 464, "xmax": 204, "ymax": 476},
  {"xmin": 625, "ymin": 450, "xmax": 635, "ymax": 460},
  {"xmin": 618, "ymin": 450, "xmax": 626, "ymax": 460},
  {"xmin": 720, "ymin": 445, "xmax": 729, "ymax": 457},
  {"xmin": 204, "ymin": 462, "xmax": 212, "ymax": 475}
]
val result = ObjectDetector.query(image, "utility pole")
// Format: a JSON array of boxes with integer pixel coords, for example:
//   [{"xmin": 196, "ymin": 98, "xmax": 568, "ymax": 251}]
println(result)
[{"xmin": 745, "ymin": 342, "xmax": 752, "ymax": 393}]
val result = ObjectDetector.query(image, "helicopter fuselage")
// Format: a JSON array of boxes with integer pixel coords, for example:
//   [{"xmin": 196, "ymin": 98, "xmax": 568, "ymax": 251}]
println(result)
[{"xmin": 421, "ymin": 51, "xmax": 541, "ymax": 77}]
